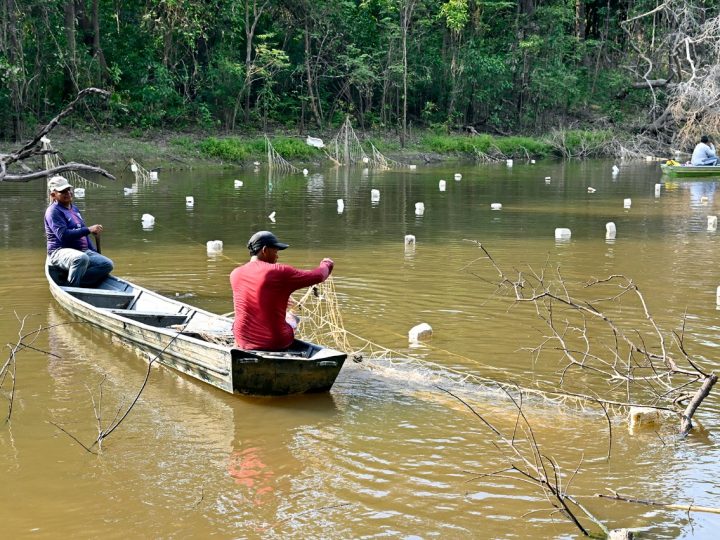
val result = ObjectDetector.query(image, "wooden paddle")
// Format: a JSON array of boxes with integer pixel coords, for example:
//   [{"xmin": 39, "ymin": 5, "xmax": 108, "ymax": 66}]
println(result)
[{"xmin": 93, "ymin": 232, "xmax": 101, "ymax": 254}]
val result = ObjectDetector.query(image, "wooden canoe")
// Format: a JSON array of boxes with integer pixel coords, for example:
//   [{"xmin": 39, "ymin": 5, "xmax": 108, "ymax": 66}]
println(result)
[
  {"xmin": 46, "ymin": 265, "xmax": 347, "ymax": 396},
  {"xmin": 661, "ymin": 164, "xmax": 720, "ymax": 178}
]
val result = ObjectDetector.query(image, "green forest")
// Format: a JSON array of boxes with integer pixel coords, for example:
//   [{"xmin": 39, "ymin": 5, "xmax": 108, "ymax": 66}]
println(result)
[{"xmin": 2, "ymin": 0, "xmax": 719, "ymax": 154}]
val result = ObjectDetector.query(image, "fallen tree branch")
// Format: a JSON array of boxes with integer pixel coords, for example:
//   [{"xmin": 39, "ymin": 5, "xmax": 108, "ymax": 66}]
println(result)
[
  {"xmin": 597, "ymin": 490, "xmax": 720, "ymax": 515},
  {"xmin": 0, "ymin": 87, "xmax": 115, "ymax": 183}
]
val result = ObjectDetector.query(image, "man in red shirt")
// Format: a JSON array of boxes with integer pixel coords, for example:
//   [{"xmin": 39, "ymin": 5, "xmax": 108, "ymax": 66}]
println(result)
[{"xmin": 230, "ymin": 231, "xmax": 334, "ymax": 350}]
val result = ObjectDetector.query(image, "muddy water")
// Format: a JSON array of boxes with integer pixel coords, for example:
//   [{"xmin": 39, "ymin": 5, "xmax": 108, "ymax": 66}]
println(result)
[{"xmin": 2, "ymin": 159, "xmax": 720, "ymax": 538}]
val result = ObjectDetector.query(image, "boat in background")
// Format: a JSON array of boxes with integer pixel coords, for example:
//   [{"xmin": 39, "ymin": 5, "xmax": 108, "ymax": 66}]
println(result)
[
  {"xmin": 661, "ymin": 163, "xmax": 720, "ymax": 178},
  {"xmin": 45, "ymin": 265, "xmax": 347, "ymax": 396}
]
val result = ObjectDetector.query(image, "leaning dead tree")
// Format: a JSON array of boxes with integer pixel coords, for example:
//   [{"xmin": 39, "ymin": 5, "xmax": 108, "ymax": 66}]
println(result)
[
  {"xmin": 0, "ymin": 87, "xmax": 115, "ymax": 183},
  {"xmin": 467, "ymin": 242, "xmax": 716, "ymax": 438},
  {"xmin": 621, "ymin": 2, "xmax": 720, "ymax": 150}
]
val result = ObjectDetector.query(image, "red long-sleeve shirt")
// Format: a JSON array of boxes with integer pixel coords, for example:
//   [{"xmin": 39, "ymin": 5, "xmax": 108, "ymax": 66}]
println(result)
[{"xmin": 230, "ymin": 259, "xmax": 332, "ymax": 350}]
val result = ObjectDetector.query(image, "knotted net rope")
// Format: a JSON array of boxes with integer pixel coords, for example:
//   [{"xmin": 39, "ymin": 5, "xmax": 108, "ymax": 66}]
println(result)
[
  {"xmin": 42, "ymin": 138, "xmax": 103, "ymax": 188},
  {"xmin": 266, "ymin": 136, "xmax": 301, "ymax": 173}
]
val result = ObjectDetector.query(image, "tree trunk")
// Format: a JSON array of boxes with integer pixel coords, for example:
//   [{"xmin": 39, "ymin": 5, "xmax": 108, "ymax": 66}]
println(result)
[
  {"xmin": 3, "ymin": 0, "xmax": 25, "ymax": 140},
  {"xmin": 63, "ymin": 0, "xmax": 78, "ymax": 94},
  {"xmin": 400, "ymin": 0, "xmax": 416, "ymax": 148},
  {"xmin": 91, "ymin": 0, "xmax": 109, "ymax": 79},
  {"xmin": 304, "ymin": 19, "xmax": 323, "ymax": 128},
  {"xmin": 574, "ymin": 0, "xmax": 585, "ymax": 40}
]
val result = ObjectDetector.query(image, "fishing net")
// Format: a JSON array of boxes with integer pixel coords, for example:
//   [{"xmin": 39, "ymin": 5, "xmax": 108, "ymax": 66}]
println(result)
[
  {"xmin": 266, "ymin": 136, "xmax": 301, "ymax": 173},
  {"xmin": 42, "ymin": 138, "xmax": 103, "ymax": 188},
  {"xmin": 369, "ymin": 142, "xmax": 409, "ymax": 169},
  {"xmin": 326, "ymin": 117, "xmax": 411, "ymax": 169},
  {"xmin": 129, "ymin": 158, "xmax": 154, "ymax": 184},
  {"xmin": 327, "ymin": 117, "xmax": 370, "ymax": 166},
  {"xmin": 294, "ymin": 279, "xmax": 626, "ymax": 415}
]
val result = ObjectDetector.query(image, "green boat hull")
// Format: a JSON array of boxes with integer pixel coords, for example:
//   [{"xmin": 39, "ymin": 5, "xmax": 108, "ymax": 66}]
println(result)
[{"xmin": 661, "ymin": 164, "xmax": 720, "ymax": 178}]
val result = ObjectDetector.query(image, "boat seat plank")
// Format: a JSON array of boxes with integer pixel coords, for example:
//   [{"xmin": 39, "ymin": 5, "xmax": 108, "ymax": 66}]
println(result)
[
  {"xmin": 107, "ymin": 309, "xmax": 189, "ymax": 327},
  {"xmin": 61, "ymin": 286, "xmax": 136, "ymax": 309}
]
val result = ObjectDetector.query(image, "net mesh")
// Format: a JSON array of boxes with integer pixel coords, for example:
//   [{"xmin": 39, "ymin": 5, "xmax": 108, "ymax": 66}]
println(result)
[
  {"xmin": 327, "ymin": 117, "xmax": 371, "ymax": 166},
  {"xmin": 42, "ymin": 138, "xmax": 103, "ymax": 188},
  {"xmin": 130, "ymin": 158, "xmax": 154, "ymax": 184},
  {"xmin": 327, "ymin": 117, "xmax": 410, "ymax": 169},
  {"xmin": 295, "ymin": 278, "xmax": 631, "ymax": 416},
  {"xmin": 266, "ymin": 136, "xmax": 301, "ymax": 173}
]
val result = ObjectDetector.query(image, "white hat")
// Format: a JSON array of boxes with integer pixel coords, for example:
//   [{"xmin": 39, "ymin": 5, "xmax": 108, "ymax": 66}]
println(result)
[{"xmin": 48, "ymin": 176, "xmax": 72, "ymax": 192}]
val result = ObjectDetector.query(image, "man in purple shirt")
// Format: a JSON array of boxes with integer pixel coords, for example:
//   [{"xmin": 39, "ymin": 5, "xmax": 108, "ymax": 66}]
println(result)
[{"xmin": 44, "ymin": 175, "xmax": 114, "ymax": 287}]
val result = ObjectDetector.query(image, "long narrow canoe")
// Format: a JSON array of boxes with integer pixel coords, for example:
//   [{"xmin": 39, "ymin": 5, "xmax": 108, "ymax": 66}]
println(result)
[
  {"xmin": 661, "ymin": 164, "xmax": 720, "ymax": 178},
  {"xmin": 46, "ymin": 265, "xmax": 347, "ymax": 396}
]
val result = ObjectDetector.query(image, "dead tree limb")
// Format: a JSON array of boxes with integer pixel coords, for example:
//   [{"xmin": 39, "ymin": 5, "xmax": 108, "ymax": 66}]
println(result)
[
  {"xmin": 463, "ymin": 241, "xmax": 716, "ymax": 435},
  {"xmin": 597, "ymin": 490, "xmax": 720, "ymax": 515},
  {"xmin": 0, "ymin": 87, "xmax": 115, "ymax": 183}
]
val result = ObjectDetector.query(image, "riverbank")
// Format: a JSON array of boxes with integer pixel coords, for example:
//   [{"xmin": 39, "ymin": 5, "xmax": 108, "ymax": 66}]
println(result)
[{"xmin": 15, "ymin": 125, "xmax": 657, "ymax": 172}]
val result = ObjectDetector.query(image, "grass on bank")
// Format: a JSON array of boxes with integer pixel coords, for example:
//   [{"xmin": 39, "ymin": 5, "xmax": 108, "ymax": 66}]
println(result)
[
  {"xmin": 15, "ymin": 127, "xmax": 617, "ymax": 169},
  {"xmin": 196, "ymin": 129, "xmax": 613, "ymax": 163}
]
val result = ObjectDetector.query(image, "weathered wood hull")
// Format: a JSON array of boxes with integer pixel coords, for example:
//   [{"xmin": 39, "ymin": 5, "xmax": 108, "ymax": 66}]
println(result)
[
  {"xmin": 46, "ymin": 266, "xmax": 347, "ymax": 396},
  {"xmin": 661, "ymin": 164, "xmax": 720, "ymax": 178}
]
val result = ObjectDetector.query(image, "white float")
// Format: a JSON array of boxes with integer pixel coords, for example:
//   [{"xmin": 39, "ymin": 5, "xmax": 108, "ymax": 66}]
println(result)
[
  {"xmin": 587, "ymin": 187, "xmax": 596, "ymax": 193},
  {"xmin": 624, "ymin": 198, "xmax": 632, "ymax": 208},
  {"xmin": 415, "ymin": 202, "xmax": 425, "ymax": 215},
  {"xmin": 123, "ymin": 187, "xmax": 135, "ymax": 195},
  {"xmin": 628, "ymin": 406, "xmax": 661, "ymax": 433},
  {"xmin": 612, "ymin": 165, "xmax": 620, "ymax": 175},
  {"xmin": 268, "ymin": 211, "xmax": 276, "ymax": 222},
  {"xmin": 555, "ymin": 228, "xmax": 571, "ymax": 240},
  {"xmin": 206, "ymin": 240, "xmax": 223, "ymax": 253},
  {"xmin": 253, "ymin": 161, "xmax": 261, "ymax": 166},
  {"xmin": 708, "ymin": 216, "xmax": 718, "ymax": 231},
  {"xmin": 302, "ymin": 168, "xmax": 309, "ymax": 176},
  {"xmin": 490, "ymin": 203, "xmax": 502, "ymax": 210},
  {"xmin": 234, "ymin": 180, "xmax": 244, "ymax": 188},
  {"xmin": 654, "ymin": 183, "xmax": 661, "ymax": 197},
  {"xmin": 454, "ymin": 173, "xmax": 462, "ymax": 181},
  {"xmin": 408, "ymin": 164, "xmax": 417, "ymax": 170},
  {"xmin": 371, "ymin": 189, "xmax": 380, "ymax": 202},
  {"xmin": 408, "ymin": 322, "xmax": 433, "ymax": 343},
  {"xmin": 185, "ymin": 196, "xmax": 194, "ymax": 207},
  {"xmin": 130, "ymin": 163, "xmax": 138, "ymax": 173},
  {"xmin": 606, "ymin": 222, "xmax": 616, "ymax": 240},
  {"xmin": 73, "ymin": 188, "xmax": 85, "ymax": 198},
  {"xmin": 439, "ymin": 180, "xmax": 446, "ymax": 191},
  {"xmin": 506, "ymin": 159, "xmax": 513, "ymax": 167},
  {"xmin": 530, "ymin": 159, "xmax": 536, "ymax": 164},
  {"xmin": 141, "ymin": 214, "xmax": 155, "ymax": 230},
  {"xmin": 404, "ymin": 234, "xmax": 416, "ymax": 247},
  {"xmin": 337, "ymin": 199, "xmax": 344, "ymax": 213},
  {"xmin": 149, "ymin": 171, "xmax": 158, "ymax": 180},
  {"xmin": 362, "ymin": 156, "xmax": 369, "ymax": 164}
]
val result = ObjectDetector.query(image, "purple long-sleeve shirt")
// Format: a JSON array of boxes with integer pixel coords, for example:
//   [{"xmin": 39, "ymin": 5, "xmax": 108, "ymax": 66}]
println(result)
[{"xmin": 44, "ymin": 202, "xmax": 95, "ymax": 254}]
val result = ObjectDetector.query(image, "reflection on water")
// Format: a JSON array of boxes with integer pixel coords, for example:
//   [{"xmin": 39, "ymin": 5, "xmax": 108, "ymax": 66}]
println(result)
[{"xmin": 2, "ymin": 160, "xmax": 720, "ymax": 537}]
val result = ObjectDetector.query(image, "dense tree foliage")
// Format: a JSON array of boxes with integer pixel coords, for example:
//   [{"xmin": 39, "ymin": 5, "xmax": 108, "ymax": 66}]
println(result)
[{"xmin": 1, "ymin": 0, "xmax": 718, "ymax": 145}]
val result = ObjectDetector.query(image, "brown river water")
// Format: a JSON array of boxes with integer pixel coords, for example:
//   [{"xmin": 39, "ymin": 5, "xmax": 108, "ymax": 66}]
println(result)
[{"xmin": 2, "ymin": 159, "xmax": 720, "ymax": 538}]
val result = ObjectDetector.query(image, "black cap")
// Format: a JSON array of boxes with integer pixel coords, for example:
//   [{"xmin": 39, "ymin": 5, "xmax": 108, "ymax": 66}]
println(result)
[{"xmin": 247, "ymin": 231, "xmax": 289, "ymax": 253}]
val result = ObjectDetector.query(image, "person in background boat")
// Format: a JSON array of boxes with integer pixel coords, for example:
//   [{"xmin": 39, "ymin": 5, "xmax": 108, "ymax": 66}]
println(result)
[
  {"xmin": 230, "ymin": 231, "xmax": 334, "ymax": 350},
  {"xmin": 44, "ymin": 175, "xmax": 114, "ymax": 287},
  {"xmin": 691, "ymin": 135, "xmax": 718, "ymax": 166}
]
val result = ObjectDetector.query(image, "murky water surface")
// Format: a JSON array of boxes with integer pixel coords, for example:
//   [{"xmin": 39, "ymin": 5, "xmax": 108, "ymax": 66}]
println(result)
[{"xmin": 2, "ymin": 159, "xmax": 720, "ymax": 538}]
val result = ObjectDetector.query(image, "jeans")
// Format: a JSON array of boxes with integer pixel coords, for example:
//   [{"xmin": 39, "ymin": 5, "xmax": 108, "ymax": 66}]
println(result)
[{"xmin": 48, "ymin": 249, "xmax": 114, "ymax": 287}]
